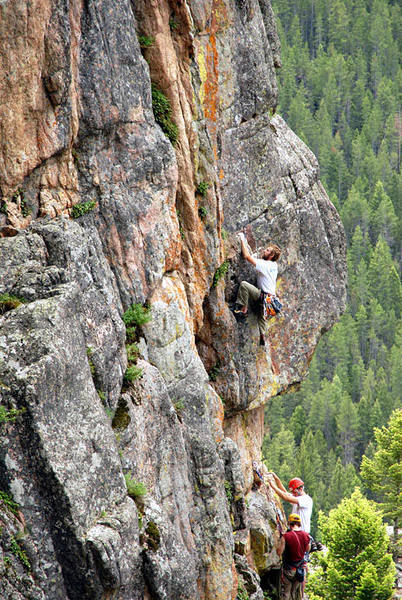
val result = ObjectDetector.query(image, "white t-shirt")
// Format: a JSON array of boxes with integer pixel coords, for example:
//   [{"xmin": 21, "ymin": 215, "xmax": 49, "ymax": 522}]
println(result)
[
  {"xmin": 294, "ymin": 494, "xmax": 313, "ymax": 533},
  {"xmin": 254, "ymin": 259, "xmax": 278, "ymax": 294}
]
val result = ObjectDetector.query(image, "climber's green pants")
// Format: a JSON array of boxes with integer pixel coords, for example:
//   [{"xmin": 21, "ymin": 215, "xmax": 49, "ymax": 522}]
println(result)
[{"xmin": 236, "ymin": 281, "xmax": 267, "ymax": 335}]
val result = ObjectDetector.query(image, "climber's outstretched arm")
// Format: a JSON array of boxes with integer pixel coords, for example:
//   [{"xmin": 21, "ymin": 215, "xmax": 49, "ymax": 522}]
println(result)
[
  {"xmin": 239, "ymin": 233, "xmax": 256, "ymax": 266},
  {"xmin": 269, "ymin": 480, "xmax": 299, "ymax": 505},
  {"xmin": 268, "ymin": 472, "xmax": 288, "ymax": 493}
]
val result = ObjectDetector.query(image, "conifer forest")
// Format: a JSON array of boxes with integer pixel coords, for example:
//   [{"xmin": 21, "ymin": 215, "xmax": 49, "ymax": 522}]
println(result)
[{"xmin": 263, "ymin": 0, "xmax": 401, "ymax": 537}]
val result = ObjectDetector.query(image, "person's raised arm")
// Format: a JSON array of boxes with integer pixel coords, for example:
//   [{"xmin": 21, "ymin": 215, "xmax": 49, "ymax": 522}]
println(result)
[
  {"xmin": 268, "ymin": 472, "xmax": 287, "ymax": 494},
  {"xmin": 268, "ymin": 479, "xmax": 299, "ymax": 505},
  {"xmin": 238, "ymin": 233, "xmax": 257, "ymax": 266}
]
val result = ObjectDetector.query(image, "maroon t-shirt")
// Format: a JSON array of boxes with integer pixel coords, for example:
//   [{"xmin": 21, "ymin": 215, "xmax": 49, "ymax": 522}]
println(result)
[{"xmin": 283, "ymin": 530, "xmax": 310, "ymax": 564}]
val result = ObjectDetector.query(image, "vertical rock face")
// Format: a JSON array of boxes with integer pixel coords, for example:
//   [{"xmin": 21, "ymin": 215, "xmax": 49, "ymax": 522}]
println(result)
[{"xmin": 0, "ymin": 1, "xmax": 346, "ymax": 599}]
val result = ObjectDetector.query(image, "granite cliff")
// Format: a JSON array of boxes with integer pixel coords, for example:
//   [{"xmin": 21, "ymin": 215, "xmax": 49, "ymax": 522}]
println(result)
[{"xmin": 0, "ymin": 1, "xmax": 346, "ymax": 599}]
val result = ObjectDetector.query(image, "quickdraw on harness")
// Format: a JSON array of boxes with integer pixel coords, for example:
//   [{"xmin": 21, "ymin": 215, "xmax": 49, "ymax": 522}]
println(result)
[{"xmin": 260, "ymin": 292, "xmax": 282, "ymax": 320}]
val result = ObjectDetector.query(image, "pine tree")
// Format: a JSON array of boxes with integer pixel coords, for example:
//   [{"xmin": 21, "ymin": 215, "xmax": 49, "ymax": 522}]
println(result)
[
  {"xmin": 307, "ymin": 489, "xmax": 395, "ymax": 600},
  {"xmin": 336, "ymin": 392, "xmax": 360, "ymax": 465},
  {"xmin": 368, "ymin": 237, "xmax": 402, "ymax": 318},
  {"xmin": 262, "ymin": 425, "xmax": 297, "ymax": 487},
  {"xmin": 361, "ymin": 409, "xmax": 402, "ymax": 545},
  {"xmin": 325, "ymin": 459, "xmax": 360, "ymax": 513}
]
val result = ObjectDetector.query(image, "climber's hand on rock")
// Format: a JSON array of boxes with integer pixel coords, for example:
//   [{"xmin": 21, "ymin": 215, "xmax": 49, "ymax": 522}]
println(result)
[{"xmin": 238, "ymin": 232, "xmax": 246, "ymax": 242}]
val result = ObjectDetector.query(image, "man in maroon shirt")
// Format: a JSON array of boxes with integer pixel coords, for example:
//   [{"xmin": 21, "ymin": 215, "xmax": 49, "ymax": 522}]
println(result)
[{"xmin": 277, "ymin": 513, "xmax": 310, "ymax": 600}]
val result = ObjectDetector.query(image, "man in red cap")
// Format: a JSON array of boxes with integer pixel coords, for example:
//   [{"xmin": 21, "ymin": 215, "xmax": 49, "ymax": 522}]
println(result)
[
  {"xmin": 277, "ymin": 513, "xmax": 310, "ymax": 600},
  {"xmin": 267, "ymin": 473, "xmax": 313, "ymax": 533}
]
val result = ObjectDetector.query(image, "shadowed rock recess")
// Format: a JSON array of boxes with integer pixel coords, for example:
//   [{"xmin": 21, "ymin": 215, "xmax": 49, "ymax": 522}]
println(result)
[{"xmin": 0, "ymin": 1, "xmax": 346, "ymax": 599}]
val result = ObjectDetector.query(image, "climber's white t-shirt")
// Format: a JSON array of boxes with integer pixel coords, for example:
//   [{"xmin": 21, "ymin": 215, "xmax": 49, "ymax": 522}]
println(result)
[
  {"xmin": 254, "ymin": 259, "xmax": 278, "ymax": 295},
  {"xmin": 294, "ymin": 494, "xmax": 313, "ymax": 533}
]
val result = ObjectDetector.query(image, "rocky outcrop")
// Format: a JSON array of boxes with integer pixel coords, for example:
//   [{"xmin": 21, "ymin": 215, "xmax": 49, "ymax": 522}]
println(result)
[{"xmin": 0, "ymin": 1, "xmax": 346, "ymax": 599}]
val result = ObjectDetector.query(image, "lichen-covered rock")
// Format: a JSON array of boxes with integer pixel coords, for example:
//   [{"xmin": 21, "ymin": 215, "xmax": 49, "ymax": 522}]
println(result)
[{"xmin": 0, "ymin": 1, "xmax": 346, "ymax": 598}]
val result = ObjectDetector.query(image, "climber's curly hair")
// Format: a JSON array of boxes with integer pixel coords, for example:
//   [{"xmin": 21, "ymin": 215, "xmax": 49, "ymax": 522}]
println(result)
[{"xmin": 263, "ymin": 244, "xmax": 282, "ymax": 261}]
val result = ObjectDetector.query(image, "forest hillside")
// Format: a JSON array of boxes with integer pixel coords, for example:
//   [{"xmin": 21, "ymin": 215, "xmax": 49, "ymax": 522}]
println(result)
[{"xmin": 263, "ymin": 0, "xmax": 401, "ymax": 536}]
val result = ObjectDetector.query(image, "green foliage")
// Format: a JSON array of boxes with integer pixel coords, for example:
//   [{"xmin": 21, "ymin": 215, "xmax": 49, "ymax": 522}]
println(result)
[
  {"xmin": 360, "ymin": 409, "xmax": 402, "ymax": 530},
  {"xmin": 221, "ymin": 228, "xmax": 228, "ymax": 240},
  {"xmin": 104, "ymin": 406, "xmax": 113, "ymax": 420},
  {"xmin": 9, "ymin": 188, "xmax": 30, "ymax": 217},
  {"xmin": 71, "ymin": 200, "xmax": 96, "ymax": 218},
  {"xmin": 10, "ymin": 536, "xmax": 31, "ymax": 571},
  {"xmin": 123, "ymin": 304, "xmax": 151, "ymax": 328},
  {"xmin": 71, "ymin": 148, "xmax": 80, "ymax": 163},
  {"xmin": 224, "ymin": 480, "xmax": 233, "ymax": 503},
  {"xmin": 176, "ymin": 209, "xmax": 185, "ymax": 240},
  {"xmin": 0, "ymin": 293, "xmax": 26, "ymax": 315},
  {"xmin": 198, "ymin": 206, "xmax": 208, "ymax": 220},
  {"xmin": 307, "ymin": 489, "xmax": 395, "ymax": 599},
  {"xmin": 3, "ymin": 556, "xmax": 11, "ymax": 568},
  {"xmin": 151, "ymin": 84, "xmax": 178, "ymax": 145},
  {"xmin": 126, "ymin": 343, "xmax": 139, "ymax": 363},
  {"xmin": 208, "ymin": 359, "xmax": 221, "ymax": 382},
  {"xmin": 138, "ymin": 35, "xmax": 154, "ymax": 48},
  {"xmin": 0, "ymin": 490, "xmax": 20, "ymax": 517},
  {"xmin": 236, "ymin": 583, "xmax": 249, "ymax": 600},
  {"xmin": 112, "ymin": 398, "xmax": 131, "ymax": 430},
  {"xmin": 173, "ymin": 398, "xmax": 185, "ymax": 415},
  {"xmin": 123, "ymin": 365, "xmax": 143, "ymax": 384},
  {"xmin": 145, "ymin": 521, "xmax": 160, "ymax": 551},
  {"xmin": 0, "ymin": 406, "xmax": 25, "ymax": 426},
  {"xmin": 212, "ymin": 261, "xmax": 229, "ymax": 288},
  {"xmin": 196, "ymin": 181, "xmax": 209, "ymax": 197},
  {"xmin": 263, "ymin": 6, "xmax": 402, "ymax": 517},
  {"xmin": 86, "ymin": 347, "xmax": 96, "ymax": 377},
  {"xmin": 124, "ymin": 472, "xmax": 147, "ymax": 499}
]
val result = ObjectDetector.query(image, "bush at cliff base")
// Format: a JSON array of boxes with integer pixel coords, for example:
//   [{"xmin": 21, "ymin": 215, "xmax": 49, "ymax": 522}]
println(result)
[{"xmin": 306, "ymin": 488, "xmax": 395, "ymax": 600}]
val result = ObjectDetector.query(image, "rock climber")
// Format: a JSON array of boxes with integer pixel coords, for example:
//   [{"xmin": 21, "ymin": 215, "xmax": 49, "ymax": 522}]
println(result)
[
  {"xmin": 267, "ymin": 474, "xmax": 313, "ymax": 534},
  {"xmin": 234, "ymin": 232, "xmax": 282, "ymax": 346},
  {"xmin": 277, "ymin": 513, "xmax": 310, "ymax": 600}
]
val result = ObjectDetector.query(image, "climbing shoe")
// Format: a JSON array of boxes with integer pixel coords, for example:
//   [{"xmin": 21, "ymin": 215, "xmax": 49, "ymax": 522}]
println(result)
[{"xmin": 233, "ymin": 304, "xmax": 247, "ymax": 321}]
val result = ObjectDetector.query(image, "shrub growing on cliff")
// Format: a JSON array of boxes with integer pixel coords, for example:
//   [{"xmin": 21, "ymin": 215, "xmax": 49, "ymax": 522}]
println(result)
[
  {"xmin": 212, "ymin": 261, "xmax": 229, "ymax": 288},
  {"xmin": 151, "ymin": 84, "xmax": 178, "ymax": 145},
  {"xmin": 0, "ymin": 490, "xmax": 20, "ymax": 517},
  {"xmin": 0, "ymin": 293, "xmax": 26, "ymax": 315},
  {"xmin": 208, "ymin": 359, "xmax": 221, "ymax": 381},
  {"xmin": 123, "ymin": 303, "xmax": 151, "ymax": 329},
  {"xmin": 124, "ymin": 365, "xmax": 142, "ymax": 384},
  {"xmin": 10, "ymin": 535, "xmax": 31, "ymax": 571},
  {"xmin": 123, "ymin": 303, "xmax": 151, "ymax": 346},
  {"xmin": 0, "ymin": 406, "xmax": 25, "ymax": 426},
  {"xmin": 196, "ymin": 181, "xmax": 209, "ymax": 197},
  {"xmin": 198, "ymin": 206, "xmax": 208, "ymax": 220},
  {"xmin": 138, "ymin": 34, "xmax": 154, "ymax": 48},
  {"xmin": 71, "ymin": 200, "xmax": 96, "ymax": 219},
  {"xmin": 125, "ymin": 472, "xmax": 148, "ymax": 499}
]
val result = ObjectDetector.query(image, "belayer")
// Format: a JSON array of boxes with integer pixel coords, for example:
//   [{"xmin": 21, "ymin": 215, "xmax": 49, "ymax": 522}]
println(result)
[
  {"xmin": 234, "ymin": 232, "xmax": 282, "ymax": 346},
  {"xmin": 277, "ymin": 513, "xmax": 310, "ymax": 600}
]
